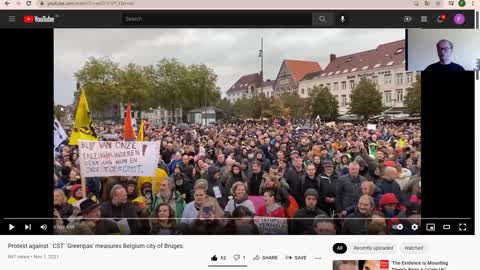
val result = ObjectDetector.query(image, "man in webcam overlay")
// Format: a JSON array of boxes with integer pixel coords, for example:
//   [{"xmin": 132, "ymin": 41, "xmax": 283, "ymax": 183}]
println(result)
[{"xmin": 424, "ymin": 39, "xmax": 465, "ymax": 71}]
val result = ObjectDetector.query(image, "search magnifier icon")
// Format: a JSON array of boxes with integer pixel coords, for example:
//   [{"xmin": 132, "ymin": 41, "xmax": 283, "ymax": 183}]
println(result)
[{"xmin": 319, "ymin": 16, "xmax": 326, "ymax": 23}]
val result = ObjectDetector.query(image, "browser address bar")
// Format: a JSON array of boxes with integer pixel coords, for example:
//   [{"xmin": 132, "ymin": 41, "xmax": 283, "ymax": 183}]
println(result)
[{"xmin": 41, "ymin": 0, "xmax": 135, "ymax": 8}]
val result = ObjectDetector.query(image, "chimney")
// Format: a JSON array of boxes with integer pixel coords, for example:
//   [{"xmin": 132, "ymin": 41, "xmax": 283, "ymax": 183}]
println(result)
[{"xmin": 330, "ymin": 54, "xmax": 336, "ymax": 63}]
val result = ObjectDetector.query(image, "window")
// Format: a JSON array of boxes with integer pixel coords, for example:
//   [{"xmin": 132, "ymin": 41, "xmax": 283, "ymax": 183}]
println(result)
[
  {"xmin": 341, "ymin": 81, "xmax": 347, "ymax": 90},
  {"xmin": 406, "ymin": 72, "xmax": 414, "ymax": 84},
  {"xmin": 396, "ymin": 89, "xmax": 403, "ymax": 102},
  {"xmin": 326, "ymin": 83, "xmax": 331, "ymax": 90},
  {"xmin": 308, "ymin": 88, "xmax": 311, "ymax": 94},
  {"xmin": 341, "ymin": 95, "xmax": 347, "ymax": 106},
  {"xmin": 395, "ymin": 48, "xmax": 404, "ymax": 54},
  {"xmin": 384, "ymin": 74, "xmax": 392, "ymax": 84},
  {"xmin": 396, "ymin": 73, "xmax": 403, "ymax": 85},
  {"xmin": 372, "ymin": 76, "xmax": 378, "ymax": 85},
  {"xmin": 334, "ymin": 95, "xmax": 339, "ymax": 101},
  {"xmin": 301, "ymin": 88, "xmax": 305, "ymax": 95},
  {"xmin": 333, "ymin": 82, "xmax": 338, "ymax": 91},
  {"xmin": 384, "ymin": 90, "xmax": 392, "ymax": 103},
  {"xmin": 348, "ymin": 94, "xmax": 352, "ymax": 104},
  {"xmin": 349, "ymin": 80, "xmax": 355, "ymax": 89}
]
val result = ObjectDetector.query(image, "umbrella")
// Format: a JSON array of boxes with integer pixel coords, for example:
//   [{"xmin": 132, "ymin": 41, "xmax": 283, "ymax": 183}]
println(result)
[{"xmin": 176, "ymin": 123, "xmax": 191, "ymax": 130}]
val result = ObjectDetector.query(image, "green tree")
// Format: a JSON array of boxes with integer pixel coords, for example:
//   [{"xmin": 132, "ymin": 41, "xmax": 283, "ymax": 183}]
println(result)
[
  {"xmin": 216, "ymin": 98, "xmax": 235, "ymax": 119},
  {"xmin": 349, "ymin": 78, "xmax": 383, "ymax": 120},
  {"xmin": 405, "ymin": 74, "xmax": 421, "ymax": 115},
  {"xmin": 309, "ymin": 85, "xmax": 339, "ymax": 121},
  {"xmin": 74, "ymin": 57, "xmax": 121, "ymax": 115},
  {"xmin": 263, "ymin": 96, "xmax": 289, "ymax": 119},
  {"xmin": 152, "ymin": 58, "xmax": 190, "ymax": 119},
  {"xmin": 280, "ymin": 93, "xmax": 306, "ymax": 118},
  {"xmin": 54, "ymin": 104, "xmax": 65, "ymax": 119},
  {"xmin": 182, "ymin": 64, "xmax": 221, "ymax": 111},
  {"xmin": 117, "ymin": 63, "xmax": 153, "ymax": 114},
  {"xmin": 233, "ymin": 97, "xmax": 253, "ymax": 118}
]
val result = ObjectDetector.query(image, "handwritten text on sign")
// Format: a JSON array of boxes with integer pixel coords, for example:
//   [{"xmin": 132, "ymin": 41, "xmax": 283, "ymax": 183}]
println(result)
[
  {"xmin": 78, "ymin": 140, "xmax": 160, "ymax": 177},
  {"xmin": 254, "ymin": 217, "xmax": 288, "ymax": 235}
]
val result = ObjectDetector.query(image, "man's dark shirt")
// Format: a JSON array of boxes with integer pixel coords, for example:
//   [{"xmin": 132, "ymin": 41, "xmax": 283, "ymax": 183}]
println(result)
[{"xmin": 424, "ymin": 62, "xmax": 465, "ymax": 72}]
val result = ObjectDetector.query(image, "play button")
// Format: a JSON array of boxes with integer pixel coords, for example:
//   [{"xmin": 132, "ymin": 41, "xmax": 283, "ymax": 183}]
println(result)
[{"xmin": 9, "ymin": 224, "xmax": 15, "ymax": 231}]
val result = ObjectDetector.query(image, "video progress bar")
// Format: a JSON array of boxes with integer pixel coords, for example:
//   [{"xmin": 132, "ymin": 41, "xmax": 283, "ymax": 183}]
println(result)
[{"xmin": 208, "ymin": 265, "xmax": 248, "ymax": 268}]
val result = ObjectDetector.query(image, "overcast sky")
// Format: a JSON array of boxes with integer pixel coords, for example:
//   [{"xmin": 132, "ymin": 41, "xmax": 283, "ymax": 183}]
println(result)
[{"xmin": 54, "ymin": 29, "xmax": 404, "ymax": 105}]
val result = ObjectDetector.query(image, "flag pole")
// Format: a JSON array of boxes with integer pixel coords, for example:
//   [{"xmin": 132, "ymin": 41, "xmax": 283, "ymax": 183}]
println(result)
[{"xmin": 81, "ymin": 176, "xmax": 87, "ymax": 199}]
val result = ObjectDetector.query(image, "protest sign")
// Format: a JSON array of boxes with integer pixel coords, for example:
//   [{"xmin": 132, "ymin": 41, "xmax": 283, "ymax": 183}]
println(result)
[
  {"xmin": 325, "ymin": 121, "xmax": 336, "ymax": 128},
  {"xmin": 102, "ymin": 134, "xmax": 119, "ymax": 140},
  {"xmin": 249, "ymin": 196, "xmax": 265, "ymax": 214},
  {"xmin": 254, "ymin": 217, "xmax": 288, "ymax": 235},
  {"xmin": 78, "ymin": 140, "xmax": 160, "ymax": 177},
  {"xmin": 54, "ymin": 118, "xmax": 68, "ymax": 151},
  {"xmin": 367, "ymin": 124, "xmax": 377, "ymax": 130}
]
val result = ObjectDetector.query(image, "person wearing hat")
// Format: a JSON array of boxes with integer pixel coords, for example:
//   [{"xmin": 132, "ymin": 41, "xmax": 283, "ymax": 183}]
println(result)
[
  {"xmin": 299, "ymin": 164, "xmax": 321, "ymax": 208},
  {"xmin": 172, "ymin": 171, "xmax": 193, "ymax": 204},
  {"xmin": 378, "ymin": 193, "xmax": 405, "ymax": 230},
  {"xmin": 126, "ymin": 179, "xmax": 139, "ymax": 202},
  {"xmin": 318, "ymin": 160, "xmax": 339, "ymax": 215},
  {"xmin": 73, "ymin": 198, "xmax": 120, "ymax": 235},
  {"xmin": 312, "ymin": 155, "xmax": 324, "ymax": 177},
  {"xmin": 290, "ymin": 189, "xmax": 327, "ymax": 235},
  {"xmin": 240, "ymin": 158, "xmax": 252, "ymax": 179},
  {"xmin": 255, "ymin": 149, "xmax": 272, "ymax": 173},
  {"xmin": 224, "ymin": 162, "xmax": 249, "ymax": 195}
]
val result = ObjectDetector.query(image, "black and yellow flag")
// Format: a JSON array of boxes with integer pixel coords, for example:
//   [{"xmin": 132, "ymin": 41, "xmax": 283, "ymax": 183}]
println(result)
[{"xmin": 69, "ymin": 89, "xmax": 97, "ymax": 145}]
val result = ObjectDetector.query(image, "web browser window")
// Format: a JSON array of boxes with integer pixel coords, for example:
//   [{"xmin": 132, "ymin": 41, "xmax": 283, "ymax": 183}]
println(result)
[{"xmin": 1, "ymin": 1, "xmax": 479, "ymax": 269}]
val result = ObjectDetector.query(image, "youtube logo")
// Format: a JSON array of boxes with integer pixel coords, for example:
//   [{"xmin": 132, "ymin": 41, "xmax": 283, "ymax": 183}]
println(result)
[{"xmin": 24, "ymin": 15, "xmax": 34, "ymax": 24}]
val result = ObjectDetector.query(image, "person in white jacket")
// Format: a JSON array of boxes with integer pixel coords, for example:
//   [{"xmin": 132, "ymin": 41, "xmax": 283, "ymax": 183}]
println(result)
[{"xmin": 224, "ymin": 182, "xmax": 256, "ymax": 216}]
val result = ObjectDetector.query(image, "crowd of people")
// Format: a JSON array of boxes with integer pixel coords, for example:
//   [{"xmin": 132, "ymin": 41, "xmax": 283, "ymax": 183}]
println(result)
[{"xmin": 53, "ymin": 119, "xmax": 421, "ymax": 235}]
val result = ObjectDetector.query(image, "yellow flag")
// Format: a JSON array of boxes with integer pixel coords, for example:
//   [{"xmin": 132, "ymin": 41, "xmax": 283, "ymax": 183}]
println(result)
[
  {"xmin": 69, "ymin": 89, "xmax": 97, "ymax": 145},
  {"xmin": 138, "ymin": 119, "xmax": 144, "ymax": 141}
]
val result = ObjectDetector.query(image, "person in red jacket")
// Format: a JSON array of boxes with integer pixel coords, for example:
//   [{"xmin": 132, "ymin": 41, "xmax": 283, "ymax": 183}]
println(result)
[
  {"xmin": 257, "ymin": 188, "xmax": 285, "ymax": 218},
  {"xmin": 378, "ymin": 193, "xmax": 405, "ymax": 230}
]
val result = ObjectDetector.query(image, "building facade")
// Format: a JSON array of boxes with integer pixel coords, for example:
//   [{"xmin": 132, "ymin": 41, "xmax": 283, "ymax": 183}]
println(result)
[
  {"xmin": 257, "ymin": 79, "xmax": 275, "ymax": 98},
  {"xmin": 272, "ymin": 59, "xmax": 322, "ymax": 96},
  {"xmin": 226, "ymin": 73, "xmax": 262, "ymax": 103},
  {"xmin": 142, "ymin": 107, "xmax": 183, "ymax": 126},
  {"xmin": 299, "ymin": 39, "xmax": 417, "ymax": 115},
  {"xmin": 187, "ymin": 107, "xmax": 223, "ymax": 125}
]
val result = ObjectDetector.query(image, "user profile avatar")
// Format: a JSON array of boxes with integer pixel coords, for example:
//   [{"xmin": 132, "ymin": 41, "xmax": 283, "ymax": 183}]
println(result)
[{"xmin": 407, "ymin": 29, "xmax": 480, "ymax": 71}]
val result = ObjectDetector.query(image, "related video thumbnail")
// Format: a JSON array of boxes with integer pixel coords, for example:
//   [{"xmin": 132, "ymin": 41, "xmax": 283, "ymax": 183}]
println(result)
[
  {"xmin": 333, "ymin": 260, "xmax": 389, "ymax": 270},
  {"xmin": 53, "ymin": 29, "xmax": 421, "ymax": 235}
]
